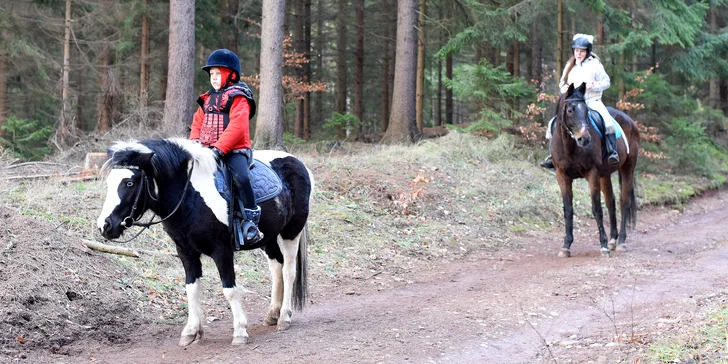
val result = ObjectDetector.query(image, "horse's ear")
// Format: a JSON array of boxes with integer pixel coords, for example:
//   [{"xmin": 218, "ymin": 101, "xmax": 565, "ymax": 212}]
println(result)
[
  {"xmin": 134, "ymin": 152, "xmax": 155, "ymax": 168},
  {"xmin": 577, "ymin": 82, "xmax": 587, "ymax": 95},
  {"xmin": 567, "ymin": 83, "xmax": 575, "ymax": 96}
]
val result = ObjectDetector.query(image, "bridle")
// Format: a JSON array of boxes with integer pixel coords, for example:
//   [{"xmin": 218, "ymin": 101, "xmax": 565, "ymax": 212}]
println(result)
[
  {"xmin": 106, "ymin": 162, "xmax": 194, "ymax": 243},
  {"xmin": 559, "ymin": 95, "xmax": 587, "ymax": 142}
]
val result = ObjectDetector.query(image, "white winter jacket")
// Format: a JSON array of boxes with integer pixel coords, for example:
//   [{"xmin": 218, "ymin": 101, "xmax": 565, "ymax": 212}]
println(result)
[{"xmin": 558, "ymin": 54, "xmax": 617, "ymax": 133}]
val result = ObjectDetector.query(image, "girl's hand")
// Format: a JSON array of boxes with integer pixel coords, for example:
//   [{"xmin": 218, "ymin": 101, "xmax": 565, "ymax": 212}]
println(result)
[{"xmin": 586, "ymin": 82, "xmax": 595, "ymax": 90}]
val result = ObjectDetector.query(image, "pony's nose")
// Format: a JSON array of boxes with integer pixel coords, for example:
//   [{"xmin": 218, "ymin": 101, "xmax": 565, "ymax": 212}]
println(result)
[
  {"xmin": 577, "ymin": 137, "xmax": 590, "ymax": 147},
  {"xmin": 102, "ymin": 218, "xmax": 112, "ymax": 236}
]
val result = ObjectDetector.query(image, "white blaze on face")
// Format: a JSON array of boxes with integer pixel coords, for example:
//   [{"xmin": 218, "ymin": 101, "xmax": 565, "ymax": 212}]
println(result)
[{"xmin": 97, "ymin": 169, "xmax": 134, "ymax": 230}]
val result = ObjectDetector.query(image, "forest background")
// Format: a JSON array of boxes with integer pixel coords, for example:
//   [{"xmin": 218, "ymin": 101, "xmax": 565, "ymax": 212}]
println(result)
[{"xmin": 0, "ymin": 0, "xmax": 727, "ymax": 180}]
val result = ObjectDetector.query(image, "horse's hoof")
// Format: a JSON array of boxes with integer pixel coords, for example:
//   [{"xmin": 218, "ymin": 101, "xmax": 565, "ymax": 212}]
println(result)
[
  {"xmin": 277, "ymin": 320, "xmax": 291, "ymax": 331},
  {"xmin": 264, "ymin": 315, "xmax": 278, "ymax": 326},
  {"xmin": 615, "ymin": 244, "xmax": 627, "ymax": 252},
  {"xmin": 231, "ymin": 335, "xmax": 249, "ymax": 345},
  {"xmin": 277, "ymin": 309, "xmax": 292, "ymax": 331},
  {"xmin": 179, "ymin": 334, "xmax": 198, "ymax": 347},
  {"xmin": 558, "ymin": 249, "xmax": 571, "ymax": 258},
  {"xmin": 600, "ymin": 248, "xmax": 611, "ymax": 258},
  {"xmin": 608, "ymin": 239, "xmax": 617, "ymax": 251}
]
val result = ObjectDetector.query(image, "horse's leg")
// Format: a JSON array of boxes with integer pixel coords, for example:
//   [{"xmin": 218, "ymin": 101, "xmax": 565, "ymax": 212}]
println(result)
[
  {"xmin": 177, "ymin": 248, "xmax": 204, "ymax": 346},
  {"xmin": 617, "ymin": 169, "xmax": 636, "ymax": 251},
  {"xmin": 263, "ymin": 249, "xmax": 284, "ymax": 326},
  {"xmin": 276, "ymin": 233, "xmax": 302, "ymax": 330},
  {"xmin": 587, "ymin": 171, "xmax": 610, "ymax": 257},
  {"xmin": 210, "ymin": 249, "xmax": 249, "ymax": 345},
  {"xmin": 600, "ymin": 176, "xmax": 618, "ymax": 251},
  {"xmin": 556, "ymin": 172, "xmax": 574, "ymax": 257}
]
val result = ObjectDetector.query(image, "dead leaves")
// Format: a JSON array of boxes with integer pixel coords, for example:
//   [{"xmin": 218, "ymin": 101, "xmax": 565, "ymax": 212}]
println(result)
[{"xmin": 390, "ymin": 172, "xmax": 432, "ymax": 216}]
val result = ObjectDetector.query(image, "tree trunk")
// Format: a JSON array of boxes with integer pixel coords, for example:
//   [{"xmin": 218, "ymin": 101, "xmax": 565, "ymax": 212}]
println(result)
[
  {"xmin": 303, "ymin": 0, "xmax": 311, "ymax": 140},
  {"xmin": 335, "ymin": 0, "xmax": 348, "ymax": 139},
  {"xmin": 380, "ymin": 0, "xmax": 391, "ymax": 132},
  {"xmin": 709, "ymin": 4, "xmax": 719, "ymax": 109},
  {"xmin": 381, "ymin": 0, "xmax": 418, "ymax": 144},
  {"xmin": 60, "ymin": 0, "xmax": 72, "ymax": 143},
  {"xmin": 415, "ymin": 0, "xmax": 425, "ymax": 133},
  {"xmin": 75, "ymin": 57, "xmax": 84, "ymax": 131},
  {"xmin": 314, "ymin": 0, "xmax": 324, "ymax": 135},
  {"xmin": 255, "ymin": 0, "xmax": 286, "ymax": 150},
  {"xmin": 445, "ymin": 54, "xmax": 453, "ymax": 125},
  {"xmin": 163, "ymin": 0, "xmax": 195, "ymax": 135},
  {"xmin": 228, "ymin": 0, "xmax": 239, "ymax": 53},
  {"xmin": 530, "ymin": 22, "xmax": 542, "ymax": 85},
  {"xmin": 0, "ymin": 34, "xmax": 7, "ymax": 138},
  {"xmin": 160, "ymin": 9, "xmax": 169, "ymax": 102},
  {"xmin": 354, "ymin": 0, "xmax": 364, "ymax": 135},
  {"xmin": 98, "ymin": 46, "xmax": 114, "ymax": 134},
  {"xmin": 294, "ymin": 0, "xmax": 304, "ymax": 139},
  {"xmin": 140, "ymin": 0, "xmax": 150, "ymax": 104},
  {"xmin": 556, "ymin": 0, "xmax": 563, "ymax": 77},
  {"xmin": 436, "ymin": 59, "xmax": 442, "ymax": 126}
]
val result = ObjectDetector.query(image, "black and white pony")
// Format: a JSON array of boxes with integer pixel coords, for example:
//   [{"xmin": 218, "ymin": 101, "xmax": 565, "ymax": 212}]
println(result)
[{"xmin": 96, "ymin": 138, "xmax": 313, "ymax": 346}]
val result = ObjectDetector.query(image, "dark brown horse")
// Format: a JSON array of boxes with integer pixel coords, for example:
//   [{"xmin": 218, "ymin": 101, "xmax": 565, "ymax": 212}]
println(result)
[{"xmin": 551, "ymin": 83, "xmax": 640, "ymax": 257}]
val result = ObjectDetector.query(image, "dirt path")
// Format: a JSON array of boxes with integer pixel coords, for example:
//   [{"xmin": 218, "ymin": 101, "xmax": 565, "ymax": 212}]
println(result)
[{"xmin": 49, "ymin": 190, "xmax": 728, "ymax": 363}]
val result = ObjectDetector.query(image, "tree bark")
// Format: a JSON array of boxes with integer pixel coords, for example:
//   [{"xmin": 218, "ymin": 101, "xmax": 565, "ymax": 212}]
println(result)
[
  {"xmin": 140, "ymin": 0, "xmax": 150, "ymax": 104},
  {"xmin": 163, "ymin": 0, "xmax": 196, "ymax": 135},
  {"xmin": 415, "ymin": 0, "xmax": 425, "ymax": 133},
  {"xmin": 556, "ymin": 0, "xmax": 563, "ymax": 78},
  {"xmin": 445, "ymin": 54, "xmax": 453, "ymax": 125},
  {"xmin": 294, "ymin": 0, "xmax": 304, "ymax": 139},
  {"xmin": 160, "ymin": 10, "xmax": 169, "ymax": 102},
  {"xmin": 530, "ymin": 22, "xmax": 542, "ymax": 85},
  {"xmin": 709, "ymin": 4, "xmax": 719, "ymax": 109},
  {"xmin": 381, "ymin": 0, "xmax": 418, "ymax": 144},
  {"xmin": 380, "ymin": 0, "xmax": 391, "ymax": 132},
  {"xmin": 98, "ymin": 45, "xmax": 114, "ymax": 135},
  {"xmin": 314, "ymin": 0, "xmax": 324, "ymax": 136},
  {"xmin": 335, "ymin": 0, "xmax": 348, "ymax": 139},
  {"xmin": 60, "ymin": 0, "xmax": 72, "ymax": 143},
  {"xmin": 303, "ymin": 0, "xmax": 311, "ymax": 140},
  {"xmin": 0, "ymin": 34, "xmax": 7, "ymax": 138},
  {"xmin": 354, "ymin": 0, "xmax": 364, "ymax": 135},
  {"xmin": 228, "ymin": 0, "xmax": 239, "ymax": 53},
  {"xmin": 255, "ymin": 0, "xmax": 286, "ymax": 150}
]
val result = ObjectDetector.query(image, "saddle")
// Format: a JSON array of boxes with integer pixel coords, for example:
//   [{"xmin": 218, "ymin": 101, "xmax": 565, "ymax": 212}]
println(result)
[
  {"xmin": 587, "ymin": 110, "xmax": 610, "ymax": 161},
  {"xmin": 213, "ymin": 155, "xmax": 283, "ymax": 250}
]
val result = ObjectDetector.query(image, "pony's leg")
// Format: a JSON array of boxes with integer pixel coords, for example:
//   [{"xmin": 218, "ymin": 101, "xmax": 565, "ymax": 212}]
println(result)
[
  {"xmin": 178, "ymin": 249, "xmax": 204, "ymax": 346},
  {"xmin": 210, "ymin": 250, "xmax": 249, "ymax": 345},
  {"xmin": 587, "ymin": 172, "xmax": 609, "ymax": 257},
  {"xmin": 600, "ymin": 176, "xmax": 619, "ymax": 250},
  {"xmin": 263, "ymin": 251, "xmax": 284, "ymax": 326},
  {"xmin": 277, "ymin": 233, "xmax": 302, "ymax": 330},
  {"xmin": 556, "ymin": 172, "xmax": 574, "ymax": 257}
]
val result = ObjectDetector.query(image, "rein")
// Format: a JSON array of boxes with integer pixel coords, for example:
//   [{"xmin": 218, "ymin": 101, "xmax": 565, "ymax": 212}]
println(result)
[{"xmin": 106, "ymin": 162, "xmax": 194, "ymax": 244}]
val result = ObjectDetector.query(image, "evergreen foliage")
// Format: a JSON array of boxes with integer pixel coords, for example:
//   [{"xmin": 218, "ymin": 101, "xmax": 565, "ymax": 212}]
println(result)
[{"xmin": 0, "ymin": 117, "xmax": 52, "ymax": 161}]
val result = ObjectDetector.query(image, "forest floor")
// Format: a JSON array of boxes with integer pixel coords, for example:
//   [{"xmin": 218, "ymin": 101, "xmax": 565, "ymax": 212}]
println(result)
[{"xmin": 1, "ymin": 133, "xmax": 727, "ymax": 363}]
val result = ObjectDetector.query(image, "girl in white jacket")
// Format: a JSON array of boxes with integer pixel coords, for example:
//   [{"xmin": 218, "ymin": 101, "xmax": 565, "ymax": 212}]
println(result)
[{"xmin": 541, "ymin": 34, "xmax": 620, "ymax": 169}]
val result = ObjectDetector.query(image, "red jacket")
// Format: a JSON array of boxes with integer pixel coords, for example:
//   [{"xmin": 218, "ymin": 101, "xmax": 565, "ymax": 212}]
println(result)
[{"xmin": 189, "ymin": 91, "xmax": 252, "ymax": 153}]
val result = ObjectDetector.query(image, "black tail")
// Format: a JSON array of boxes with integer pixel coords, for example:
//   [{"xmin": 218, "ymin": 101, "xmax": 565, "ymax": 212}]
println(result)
[{"xmin": 293, "ymin": 224, "xmax": 309, "ymax": 311}]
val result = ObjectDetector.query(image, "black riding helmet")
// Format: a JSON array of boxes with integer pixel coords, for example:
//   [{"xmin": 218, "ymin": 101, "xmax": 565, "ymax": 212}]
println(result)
[
  {"xmin": 202, "ymin": 49, "xmax": 241, "ymax": 81},
  {"xmin": 572, "ymin": 36, "xmax": 592, "ymax": 59}
]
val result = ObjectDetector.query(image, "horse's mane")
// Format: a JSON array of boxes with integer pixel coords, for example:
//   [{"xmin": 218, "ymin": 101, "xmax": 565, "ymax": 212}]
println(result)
[{"xmin": 103, "ymin": 138, "xmax": 217, "ymax": 180}]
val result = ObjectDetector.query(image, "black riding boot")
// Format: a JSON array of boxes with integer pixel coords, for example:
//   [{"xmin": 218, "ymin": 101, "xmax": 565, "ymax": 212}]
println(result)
[
  {"xmin": 606, "ymin": 133, "xmax": 619, "ymax": 165},
  {"xmin": 540, "ymin": 117, "xmax": 556, "ymax": 169},
  {"xmin": 227, "ymin": 152, "xmax": 263, "ymax": 248}
]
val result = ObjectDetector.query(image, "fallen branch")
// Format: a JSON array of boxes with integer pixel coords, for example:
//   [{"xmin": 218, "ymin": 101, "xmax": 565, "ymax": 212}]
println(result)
[
  {"xmin": 5, "ymin": 161, "xmax": 71, "ymax": 169},
  {"xmin": 79, "ymin": 239, "xmax": 177, "ymax": 258},
  {"xmin": 61, "ymin": 175, "xmax": 98, "ymax": 184},
  {"xmin": 80, "ymin": 239, "xmax": 140, "ymax": 257},
  {"xmin": 1, "ymin": 172, "xmax": 81, "ymax": 182}
]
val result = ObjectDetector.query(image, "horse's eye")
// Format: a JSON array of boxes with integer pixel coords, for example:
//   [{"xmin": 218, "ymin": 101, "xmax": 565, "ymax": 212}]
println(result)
[{"xmin": 127, "ymin": 181, "xmax": 134, "ymax": 187}]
